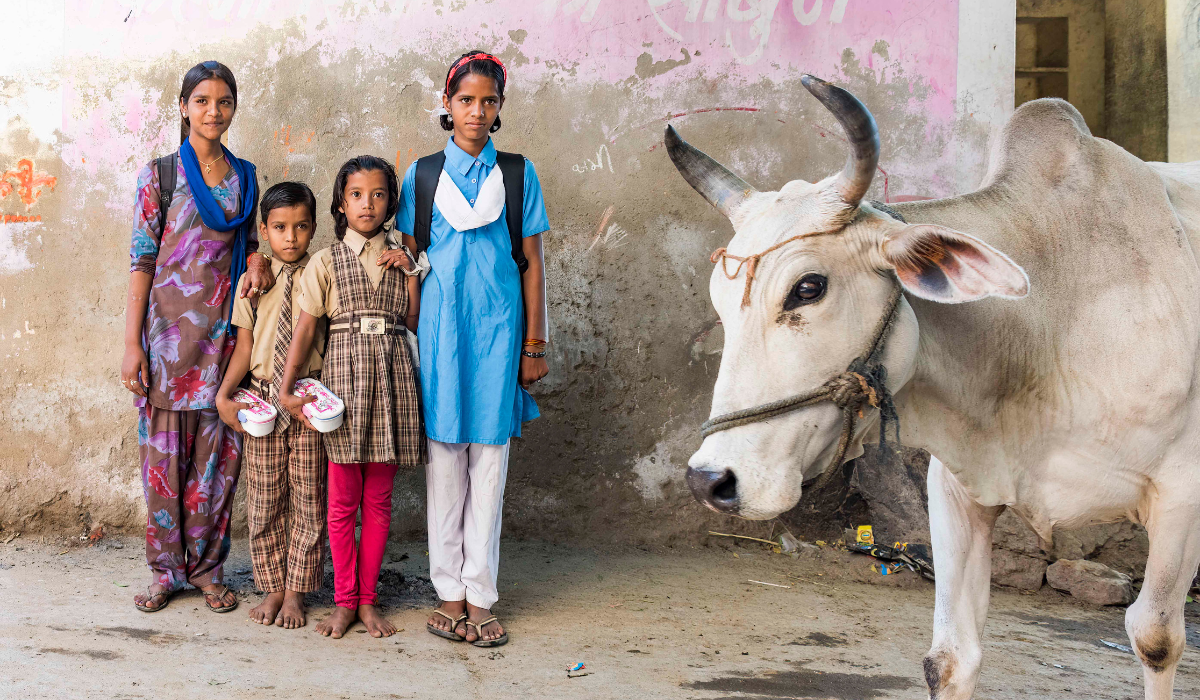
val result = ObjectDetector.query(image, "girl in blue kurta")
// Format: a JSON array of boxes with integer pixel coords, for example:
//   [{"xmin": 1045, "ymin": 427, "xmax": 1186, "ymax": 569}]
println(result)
[{"xmin": 388, "ymin": 52, "xmax": 549, "ymax": 648}]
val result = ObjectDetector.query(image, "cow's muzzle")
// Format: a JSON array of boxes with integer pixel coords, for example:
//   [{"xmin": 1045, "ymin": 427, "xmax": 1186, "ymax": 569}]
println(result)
[{"xmin": 686, "ymin": 467, "xmax": 739, "ymax": 513}]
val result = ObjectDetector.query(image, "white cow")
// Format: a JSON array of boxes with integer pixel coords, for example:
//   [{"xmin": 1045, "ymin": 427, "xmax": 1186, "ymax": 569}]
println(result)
[{"xmin": 670, "ymin": 75, "xmax": 1200, "ymax": 699}]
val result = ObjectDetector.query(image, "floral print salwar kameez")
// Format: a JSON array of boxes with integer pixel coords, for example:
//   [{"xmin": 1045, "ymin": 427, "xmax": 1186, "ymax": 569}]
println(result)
[{"xmin": 130, "ymin": 157, "xmax": 256, "ymax": 591}]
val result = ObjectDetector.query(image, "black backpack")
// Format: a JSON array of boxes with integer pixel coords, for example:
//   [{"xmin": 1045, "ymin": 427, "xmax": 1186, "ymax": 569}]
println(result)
[
  {"xmin": 412, "ymin": 150, "xmax": 528, "ymax": 274},
  {"xmin": 155, "ymin": 153, "xmax": 178, "ymax": 236}
]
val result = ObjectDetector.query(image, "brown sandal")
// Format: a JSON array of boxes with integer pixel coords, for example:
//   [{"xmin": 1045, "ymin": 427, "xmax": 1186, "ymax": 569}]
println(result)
[
  {"xmin": 426, "ymin": 609, "xmax": 468, "ymax": 641},
  {"xmin": 203, "ymin": 585, "xmax": 238, "ymax": 613},
  {"xmin": 465, "ymin": 616, "xmax": 509, "ymax": 647},
  {"xmin": 134, "ymin": 586, "xmax": 173, "ymax": 613}
]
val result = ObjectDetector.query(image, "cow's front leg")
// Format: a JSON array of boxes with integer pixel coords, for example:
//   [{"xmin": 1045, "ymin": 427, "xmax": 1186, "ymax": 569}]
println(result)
[
  {"xmin": 1126, "ymin": 493, "xmax": 1200, "ymax": 700},
  {"xmin": 924, "ymin": 456, "xmax": 1003, "ymax": 700}
]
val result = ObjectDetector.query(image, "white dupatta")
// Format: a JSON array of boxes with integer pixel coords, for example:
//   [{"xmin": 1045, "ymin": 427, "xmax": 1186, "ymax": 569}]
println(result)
[{"xmin": 433, "ymin": 166, "xmax": 506, "ymax": 232}]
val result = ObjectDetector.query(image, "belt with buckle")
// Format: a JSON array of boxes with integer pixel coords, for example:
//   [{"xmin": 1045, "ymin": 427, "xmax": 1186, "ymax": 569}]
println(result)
[
  {"xmin": 249, "ymin": 377, "xmax": 271, "ymax": 397},
  {"xmin": 329, "ymin": 316, "xmax": 405, "ymax": 335},
  {"xmin": 249, "ymin": 372, "xmax": 320, "ymax": 398}
]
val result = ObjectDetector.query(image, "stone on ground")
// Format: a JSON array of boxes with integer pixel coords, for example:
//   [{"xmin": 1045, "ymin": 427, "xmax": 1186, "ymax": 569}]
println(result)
[
  {"xmin": 991, "ymin": 549, "xmax": 1047, "ymax": 591},
  {"xmin": 1046, "ymin": 558, "xmax": 1134, "ymax": 605}
]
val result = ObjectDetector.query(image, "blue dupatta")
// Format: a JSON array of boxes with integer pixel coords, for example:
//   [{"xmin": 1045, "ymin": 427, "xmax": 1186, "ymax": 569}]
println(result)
[{"xmin": 180, "ymin": 139, "xmax": 258, "ymax": 320}]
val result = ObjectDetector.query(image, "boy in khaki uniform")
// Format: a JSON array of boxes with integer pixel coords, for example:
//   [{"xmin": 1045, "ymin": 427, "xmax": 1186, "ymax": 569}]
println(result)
[{"xmin": 216, "ymin": 182, "xmax": 327, "ymax": 629}]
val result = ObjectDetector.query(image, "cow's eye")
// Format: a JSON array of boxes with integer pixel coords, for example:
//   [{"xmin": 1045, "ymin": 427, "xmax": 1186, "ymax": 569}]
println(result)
[{"xmin": 784, "ymin": 273, "xmax": 826, "ymax": 310}]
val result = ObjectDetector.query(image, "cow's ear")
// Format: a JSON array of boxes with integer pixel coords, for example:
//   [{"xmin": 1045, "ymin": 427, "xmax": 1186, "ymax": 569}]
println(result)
[{"xmin": 880, "ymin": 223, "xmax": 1029, "ymax": 303}]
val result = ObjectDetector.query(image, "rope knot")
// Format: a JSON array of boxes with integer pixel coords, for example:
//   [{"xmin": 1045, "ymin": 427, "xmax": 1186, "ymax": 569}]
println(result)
[{"xmin": 824, "ymin": 371, "xmax": 878, "ymax": 416}]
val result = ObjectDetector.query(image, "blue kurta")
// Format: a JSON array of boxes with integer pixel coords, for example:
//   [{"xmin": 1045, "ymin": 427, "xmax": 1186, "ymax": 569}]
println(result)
[{"xmin": 396, "ymin": 137, "xmax": 550, "ymax": 445}]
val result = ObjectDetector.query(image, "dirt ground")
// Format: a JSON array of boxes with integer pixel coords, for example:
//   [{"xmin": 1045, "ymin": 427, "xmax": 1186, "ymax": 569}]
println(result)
[{"xmin": 1, "ymin": 535, "xmax": 1198, "ymax": 700}]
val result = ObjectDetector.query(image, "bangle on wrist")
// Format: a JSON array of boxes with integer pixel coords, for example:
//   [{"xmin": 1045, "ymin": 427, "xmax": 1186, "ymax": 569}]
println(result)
[{"xmin": 522, "ymin": 349, "xmax": 547, "ymax": 358}]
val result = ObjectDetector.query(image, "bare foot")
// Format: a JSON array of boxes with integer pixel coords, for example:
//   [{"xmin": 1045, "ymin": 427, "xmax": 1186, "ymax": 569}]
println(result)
[
  {"xmin": 276, "ymin": 590, "xmax": 307, "ymax": 629},
  {"xmin": 250, "ymin": 591, "xmax": 284, "ymax": 625},
  {"xmin": 464, "ymin": 602, "xmax": 506, "ymax": 644},
  {"xmin": 315, "ymin": 606, "xmax": 357, "ymax": 639},
  {"xmin": 427, "ymin": 599, "xmax": 467, "ymax": 638},
  {"xmin": 133, "ymin": 583, "xmax": 171, "ymax": 612},
  {"xmin": 358, "ymin": 604, "xmax": 397, "ymax": 638}
]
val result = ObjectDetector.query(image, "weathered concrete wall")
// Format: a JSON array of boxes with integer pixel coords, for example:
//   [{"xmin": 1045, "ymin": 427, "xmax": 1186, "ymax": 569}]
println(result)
[
  {"xmin": 1106, "ymin": 0, "xmax": 1168, "ymax": 161},
  {"xmin": 1168, "ymin": 0, "xmax": 1200, "ymax": 160},
  {"xmin": 0, "ymin": 0, "xmax": 1011, "ymax": 542}
]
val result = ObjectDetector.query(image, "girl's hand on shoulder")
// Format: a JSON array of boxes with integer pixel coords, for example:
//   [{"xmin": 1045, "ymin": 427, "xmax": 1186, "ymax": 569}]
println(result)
[
  {"xmin": 519, "ymin": 355, "xmax": 549, "ymax": 388},
  {"xmin": 215, "ymin": 395, "xmax": 250, "ymax": 434},
  {"xmin": 377, "ymin": 248, "xmax": 416, "ymax": 272},
  {"xmin": 279, "ymin": 391, "xmax": 319, "ymax": 431},
  {"xmin": 121, "ymin": 345, "xmax": 150, "ymax": 397}
]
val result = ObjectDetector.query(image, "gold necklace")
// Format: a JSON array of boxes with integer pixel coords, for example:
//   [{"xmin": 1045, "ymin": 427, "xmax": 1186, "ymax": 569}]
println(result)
[{"xmin": 199, "ymin": 152, "xmax": 224, "ymax": 174}]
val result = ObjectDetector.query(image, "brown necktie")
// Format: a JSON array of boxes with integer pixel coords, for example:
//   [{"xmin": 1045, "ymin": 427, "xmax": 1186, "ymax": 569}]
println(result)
[{"xmin": 271, "ymin": 263, "xmax": 301, "ymax": 429}]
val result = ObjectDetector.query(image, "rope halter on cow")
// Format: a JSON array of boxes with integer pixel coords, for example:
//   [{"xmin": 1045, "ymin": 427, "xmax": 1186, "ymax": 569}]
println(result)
[
  {"xmin": 671, "ymin": 74, "xmax": 902, "ymax": 489},
  {"xmin": 700, "ymin": 239, "xmax": 904, "ymax": 488},
  {"xmin": 711, "ymin": 230, "xmax": 846, "ymax": 308}
]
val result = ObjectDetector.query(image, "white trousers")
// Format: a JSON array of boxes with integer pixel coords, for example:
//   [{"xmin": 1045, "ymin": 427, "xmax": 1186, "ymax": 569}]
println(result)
[{"xmin": 425, "ymin": 439, "xmax": 509, "ymax": 609}]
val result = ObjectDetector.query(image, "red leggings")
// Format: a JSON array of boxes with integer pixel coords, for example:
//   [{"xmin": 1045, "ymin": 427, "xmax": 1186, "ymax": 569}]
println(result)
[{"xmin": 327, "ymin": 461, "xmax": 398, "ymax": 609}]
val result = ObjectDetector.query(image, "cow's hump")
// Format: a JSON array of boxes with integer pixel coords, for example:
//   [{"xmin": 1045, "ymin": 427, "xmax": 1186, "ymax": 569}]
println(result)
[{"xmin": 980, "ymin": 98, "xmax": 1095, "ymax": 191}]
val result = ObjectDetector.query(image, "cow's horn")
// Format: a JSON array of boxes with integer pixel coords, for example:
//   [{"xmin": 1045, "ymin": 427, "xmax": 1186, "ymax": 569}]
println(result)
[
  {"xmin": 665, "ymin": 124, "xmax": 757, "ymax": 220},
  {"xmin": 801, "ymin": 74, "xmax": 879, "ymax": 208}
]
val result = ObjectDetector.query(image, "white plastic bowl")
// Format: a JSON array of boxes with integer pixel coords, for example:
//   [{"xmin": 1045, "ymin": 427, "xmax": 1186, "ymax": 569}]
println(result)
[
  {"xmin": 233, "ymin": 389, "xmax": 277, "ymax": 437},
  {"xmin": 294, "ymin": 378, "xmax": 345, "ymax": 433}
]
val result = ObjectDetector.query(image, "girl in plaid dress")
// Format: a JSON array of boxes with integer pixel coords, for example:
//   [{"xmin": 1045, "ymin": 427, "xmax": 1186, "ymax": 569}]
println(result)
[{"xmin": 278, "ymin": 156, "xmax": 423, "ymax": 639}]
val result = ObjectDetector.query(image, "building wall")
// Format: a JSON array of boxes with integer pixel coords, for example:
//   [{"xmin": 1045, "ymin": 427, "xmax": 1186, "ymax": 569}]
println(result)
[
  {"xmin": 1014, "ymin": 0, "xmax": 1169, "ymax": 161},
  {"xmin": 0, "ymin": 0, "xmax": 1012, "ymax": 541},
  {"xmin": 1168, "ymin": 0, "xmax": 1200, "ymax": 160},
  {"xmin": 1106, "ymin": 0, "xmax": 1169, "ymax": 161},
  {"xmin": 1016, "ymin": 0, "xmax": 1107, "ymax": 135}
]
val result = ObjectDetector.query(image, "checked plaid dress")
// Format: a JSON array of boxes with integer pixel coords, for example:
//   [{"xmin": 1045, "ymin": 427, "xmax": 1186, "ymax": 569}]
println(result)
[{"xmin": 323, "ymin": 240, "xmax": 424, "ymax": 466}]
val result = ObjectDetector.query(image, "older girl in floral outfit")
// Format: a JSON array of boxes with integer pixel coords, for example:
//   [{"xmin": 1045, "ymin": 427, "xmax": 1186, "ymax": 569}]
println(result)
[{"xmin": 121, "ymin": 61, "xmax": 273, "ymax": 613}]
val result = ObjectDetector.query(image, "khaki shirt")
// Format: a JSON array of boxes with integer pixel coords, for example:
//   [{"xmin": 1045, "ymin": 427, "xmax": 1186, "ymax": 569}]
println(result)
[
  {"xmin": 297, "ymin": 230, "xmax": 391, "ymax": 320},
  {"xmin": 231, "ymin": 253, "xmax": 325, "ymax": 382}
]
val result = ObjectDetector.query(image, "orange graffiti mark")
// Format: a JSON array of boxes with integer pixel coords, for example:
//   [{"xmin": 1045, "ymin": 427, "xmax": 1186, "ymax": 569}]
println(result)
[
  {"xmin": 0, "ymin": 159, "xmax": 57, "ymax": 210},
  {"xmin": 274, "ymin": 125, "xmax": 316, "ymax": 177},
  {"xmin": 397, "ymin": 148, "xmax": 415, "ymax": 175},
  {"xmin": 1, "ymin": 213, "xmax": 43, "ymax": 224}
]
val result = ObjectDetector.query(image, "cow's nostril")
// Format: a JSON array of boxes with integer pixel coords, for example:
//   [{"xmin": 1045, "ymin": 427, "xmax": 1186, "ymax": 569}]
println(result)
[
  {"xmin": 712, "ymin": 470, "xmax": 738, "ymax": 502},
  {"xmin": 686, "ymin": 467, "xmax": 740, "ymax": 514}
]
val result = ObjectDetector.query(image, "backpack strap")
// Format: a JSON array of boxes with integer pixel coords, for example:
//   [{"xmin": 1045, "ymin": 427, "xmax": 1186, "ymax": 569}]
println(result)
[
  {"xmin": 414, "ymin": 149, "xmax": 528, "ymax": 275},
  {"xmin": 155, "ymin": 153, "xmax": 177, "ymax": 238},
  {"xmin": 495, "ymin": 151, "xmax": 528, "ymax": 274},
  {"xmin": 413, "ymin": 152, "xmax": 446, "ymax": 257}
]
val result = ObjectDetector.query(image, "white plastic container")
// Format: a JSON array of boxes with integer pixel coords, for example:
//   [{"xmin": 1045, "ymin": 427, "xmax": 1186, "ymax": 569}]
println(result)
[
  {"xmin": 294, "ymin": 378, "xmax": 345, "ymax": 433},
  {"xmin": 232, "ymin": 389, "xmax": 277, "ymax": 437}
]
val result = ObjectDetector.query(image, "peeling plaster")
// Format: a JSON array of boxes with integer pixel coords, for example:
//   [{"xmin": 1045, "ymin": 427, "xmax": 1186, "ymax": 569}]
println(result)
[
  {"xmin": 0, "ymin": 222, "xmax": 39, "ymax": 275},
  {"xmin": 633, "ymin": 441, "xmax": 675, "ymax": 501}
]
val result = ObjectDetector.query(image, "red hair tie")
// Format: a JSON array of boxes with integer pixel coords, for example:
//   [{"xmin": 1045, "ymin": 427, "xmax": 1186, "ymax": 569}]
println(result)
[{"xmin": 445, "ymin": 52, "xmax": 508, "ymax": 93}]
